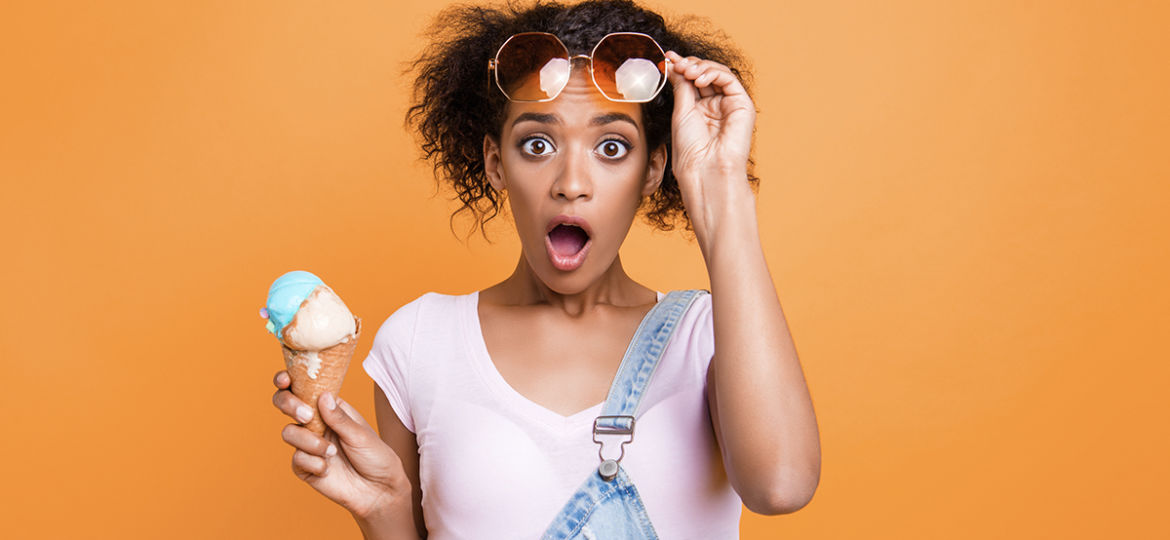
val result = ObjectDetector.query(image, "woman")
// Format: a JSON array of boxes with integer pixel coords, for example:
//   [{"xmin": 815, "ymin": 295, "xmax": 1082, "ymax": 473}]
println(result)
[{"xmin": 271, "ymin": 1, "xmax": 820, "ymax": 538}]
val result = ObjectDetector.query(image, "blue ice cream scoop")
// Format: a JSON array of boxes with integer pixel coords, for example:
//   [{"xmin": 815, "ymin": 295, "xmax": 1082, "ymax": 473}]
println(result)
[{"xmin": 262, "ymin": 270, "xmax": 324, "ymax": 344}]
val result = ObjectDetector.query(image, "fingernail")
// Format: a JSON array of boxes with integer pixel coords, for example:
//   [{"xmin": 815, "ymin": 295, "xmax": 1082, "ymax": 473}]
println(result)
[
  {"xmin": 326, "ymin": 444, "xmax": 337, "ymax": 457},
  {"xmin": 296, "ymin": 405, "xmax": 314, "ymax": 423},
  {"xmin": 322, "ymin": 392, "xmax": 337, "ymax": 411}
]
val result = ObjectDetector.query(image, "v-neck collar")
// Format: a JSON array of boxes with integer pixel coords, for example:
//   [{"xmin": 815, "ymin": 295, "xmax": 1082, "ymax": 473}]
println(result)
[{"xmin": 462, "ymin": 289, "xmax": 664, "ymax": 430}]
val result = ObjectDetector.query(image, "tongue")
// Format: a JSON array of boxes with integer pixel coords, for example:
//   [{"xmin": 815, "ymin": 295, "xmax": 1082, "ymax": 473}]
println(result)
[{"xmin": 549, "ymin": 224, "xmax": 588, "ymax": 256}]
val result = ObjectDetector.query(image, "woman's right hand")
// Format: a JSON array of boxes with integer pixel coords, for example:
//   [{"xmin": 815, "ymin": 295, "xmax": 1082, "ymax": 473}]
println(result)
[{"xmin": 272, "ymin": 370, "xmax": 411, "ymax": 520}]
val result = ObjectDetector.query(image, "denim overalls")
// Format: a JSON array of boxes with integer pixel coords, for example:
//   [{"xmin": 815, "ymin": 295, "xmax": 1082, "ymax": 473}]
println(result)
[{"xmin": 542, "ymin": 289, "xmax": 709, "ymax": 540}]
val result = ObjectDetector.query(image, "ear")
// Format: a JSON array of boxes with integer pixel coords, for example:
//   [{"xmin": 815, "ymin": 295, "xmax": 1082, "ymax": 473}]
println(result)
[
  {"xmin": 484, "ymin": 134, "xmax": 505, "ymax": 192},
  {"xmin": 641, "ymin": 143, "xmax": 667, "ymax": 196}
]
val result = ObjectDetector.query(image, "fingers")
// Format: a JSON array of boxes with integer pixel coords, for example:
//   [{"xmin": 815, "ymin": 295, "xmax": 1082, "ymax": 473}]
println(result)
[
  {"xmin": 678, "ymin": 55, "xmax": 730, "ymax": 99},
  {"xmin": 283, "ymin": 423, "xmax": 337, "ymax": 459},
  {"xmin": 293, "ymin": 449, "xmax": 328, "ymax": 476},
  {"xmin": 694, "ymin": 69, "xmax": 737, "ymax": 98},
  {"xmin": 318, "ymin": 392, "xmax": 377, "ymax": 446},
  {"xmin": 672, "ymin": 53, "xmax": 733, "ymax": 82},
  {"xmin": 285, "ymin": 423, "xmax": 337, "ymax": 478},
  {"xmin": 273, "ymin": 370, "xmax": 290, "ymax": 389},
  {"xmin": 272, "ymin": 385, "xmax": 315, "ymax": 425},
  {"xmin": 336, "ymin": 395, "xmax": 372, "ymax": 425},
  {"xmin": 667, "ymin": 52, "xmax": 698, "ymax": 109},
  {"xmin": 271, "ymin": 369, "xmax": 318, "ymax": 424},
  {"xmin": 665, "ymin": 51, "xmax": 746, "ymax": 100}
]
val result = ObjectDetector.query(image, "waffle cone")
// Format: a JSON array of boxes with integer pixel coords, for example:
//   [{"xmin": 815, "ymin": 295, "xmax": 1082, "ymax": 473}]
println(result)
[{"xmin": 281, "ymin": 316, "xmax": 361, "ymax": 436}]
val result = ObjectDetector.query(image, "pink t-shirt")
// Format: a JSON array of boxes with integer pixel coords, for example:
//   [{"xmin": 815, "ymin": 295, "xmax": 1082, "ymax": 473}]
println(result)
[{"xmin": 362, "ymin": 290, "xmax": 742, "ymax": 539}]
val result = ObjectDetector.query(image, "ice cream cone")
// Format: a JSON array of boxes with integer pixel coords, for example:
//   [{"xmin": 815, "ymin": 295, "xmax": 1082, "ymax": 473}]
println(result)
[{"xmin": 282, "ymin": 316, "xmax": 361, "ymax": 436}]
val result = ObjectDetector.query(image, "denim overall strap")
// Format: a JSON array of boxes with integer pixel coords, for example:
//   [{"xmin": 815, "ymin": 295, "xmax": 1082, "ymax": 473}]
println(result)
[
  {"xmin": 542, "ymin": 289, "xmax": 708, "ymax": 540},
  {"xmin": 594, "ymin": 289, "xmax": 707, "ymax": 434}
]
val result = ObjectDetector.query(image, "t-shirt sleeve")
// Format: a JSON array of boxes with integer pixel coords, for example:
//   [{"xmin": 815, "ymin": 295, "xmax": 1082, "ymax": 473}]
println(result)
[
  {"xmin": 361, "ymin": 295, "xmax": 426, "ymax": 433},
  {"xmin": 688, "ymin": 291, "xmax": 716, "ymax": 380}
]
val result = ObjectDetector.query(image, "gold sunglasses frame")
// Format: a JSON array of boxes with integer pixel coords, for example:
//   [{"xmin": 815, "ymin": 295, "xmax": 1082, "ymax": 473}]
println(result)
[{"xmin": 487, "ymin": 31, "xmax": 672, "ymax": 103}]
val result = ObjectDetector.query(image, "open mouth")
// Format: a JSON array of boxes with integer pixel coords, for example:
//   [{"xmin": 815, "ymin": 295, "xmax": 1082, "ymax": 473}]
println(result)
[{"xmin": 546, "ymin": 223, "xmax": 591, "ymax": 271}]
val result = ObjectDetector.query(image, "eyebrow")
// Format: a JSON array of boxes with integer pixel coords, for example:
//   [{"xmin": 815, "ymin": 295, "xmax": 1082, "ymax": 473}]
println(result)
[
  {"xmin": 589, "ymin": 113, "xmax": 638, "ymax": 128},
  {"xmin": 510, "ymin": 112, "xmax": 639, "ymax": 129},
  {"xmin": 512, "ymin": 112, "xmax": 560, "ymax": 127}
]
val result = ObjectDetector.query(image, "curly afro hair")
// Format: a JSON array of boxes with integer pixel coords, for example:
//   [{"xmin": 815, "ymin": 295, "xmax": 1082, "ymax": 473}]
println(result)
[{"xmin": 406, "ymin": 0, "xmax": 758, "ymax": 242}]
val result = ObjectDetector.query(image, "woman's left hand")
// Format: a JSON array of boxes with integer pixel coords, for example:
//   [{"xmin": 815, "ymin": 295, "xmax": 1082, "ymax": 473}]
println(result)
[{"xmin": 665, "ymin": 51, "xmax": 756, "ymax": 239}]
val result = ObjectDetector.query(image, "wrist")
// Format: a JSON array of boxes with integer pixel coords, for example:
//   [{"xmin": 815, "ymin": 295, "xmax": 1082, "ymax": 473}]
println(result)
[
  {"xmin": 694, "ymin": 174, "xmax": 758, "ymax": 258},
  {"xmin": 352, "ymin": 494, "xmax": 418, "ymax": 540}
]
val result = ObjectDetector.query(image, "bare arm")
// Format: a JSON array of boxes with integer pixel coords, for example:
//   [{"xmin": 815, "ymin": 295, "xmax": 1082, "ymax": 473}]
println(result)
[
  {"xmin": 373, "ymin": 384, "xmax": 426, "ymax": 539},
  {"xmin": 701, "ymin": 194, "xmax": 821, "ymax": 515},
  {"xmin": 663, "ymin": 51, "xmax": 821, "ymax": 515}
]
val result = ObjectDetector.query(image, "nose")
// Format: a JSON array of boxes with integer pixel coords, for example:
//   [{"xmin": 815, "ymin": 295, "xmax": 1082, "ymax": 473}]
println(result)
[{"xmin": 551, "ymin": 147, "xmax": 592, "ymax": 201}]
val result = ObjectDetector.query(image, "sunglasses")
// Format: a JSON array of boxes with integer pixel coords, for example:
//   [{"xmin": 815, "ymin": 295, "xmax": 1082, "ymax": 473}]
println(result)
[{"xmin": 488, "ymin": 32, "xmax": 671, "ymax": 103}]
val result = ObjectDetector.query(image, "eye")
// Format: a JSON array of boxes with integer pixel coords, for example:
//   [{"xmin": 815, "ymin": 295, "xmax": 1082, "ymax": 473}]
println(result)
[
  {"xmin": 520, "ymin": 136, "xmax": 555, "ymax": 156},
  {"xmin": 596, "ymin": 139, "xmax": 630, "ymax": 159}
]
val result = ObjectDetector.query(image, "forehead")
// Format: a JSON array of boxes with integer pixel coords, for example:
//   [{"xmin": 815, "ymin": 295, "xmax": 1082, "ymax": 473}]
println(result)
[{"xmin": 501, "ymin": 69, "xmax": 644, "ymax": 131}]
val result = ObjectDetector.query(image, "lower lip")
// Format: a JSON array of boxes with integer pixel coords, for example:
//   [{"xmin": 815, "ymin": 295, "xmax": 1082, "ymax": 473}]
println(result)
[{"xmin": 545, "ymin": 235, "xmax": 592, "ymax": 271}]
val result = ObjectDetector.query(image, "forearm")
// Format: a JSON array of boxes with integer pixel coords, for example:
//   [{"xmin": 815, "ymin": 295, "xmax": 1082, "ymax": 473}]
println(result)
[
  {"xmin": 698, "ymin": 176, "xmax": 821, "ymax": 512},
  {"xmin": 352, "ymin": 500, "xmax": 421, "ymax": 540}
]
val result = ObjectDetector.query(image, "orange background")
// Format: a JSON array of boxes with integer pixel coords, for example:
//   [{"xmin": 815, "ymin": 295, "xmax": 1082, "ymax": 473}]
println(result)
[{"xmin": 2, "ymin": 0, "xmax": 1167, "ymax": 538}]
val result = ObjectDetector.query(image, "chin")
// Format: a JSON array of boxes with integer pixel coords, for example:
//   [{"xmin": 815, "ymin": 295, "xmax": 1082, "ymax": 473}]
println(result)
[{"xmin": 525, "ymin": 241, "xmax": 611, "ymax": 294}]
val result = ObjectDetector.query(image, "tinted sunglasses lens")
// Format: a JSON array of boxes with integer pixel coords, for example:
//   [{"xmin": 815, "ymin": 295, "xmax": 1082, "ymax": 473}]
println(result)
[
  {"xmin": 495, "ymin": 34, "xmax": 570, "ymax": 101},
  {"xmin": 592, "ymin": 34, "xmax": 666, "ymax": 102}
]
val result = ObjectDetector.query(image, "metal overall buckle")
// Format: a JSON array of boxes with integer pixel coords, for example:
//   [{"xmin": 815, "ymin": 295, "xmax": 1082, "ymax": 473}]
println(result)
[{"xmin": 593, "ymin": 415, "xmax": 635, "ymax": 481}]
